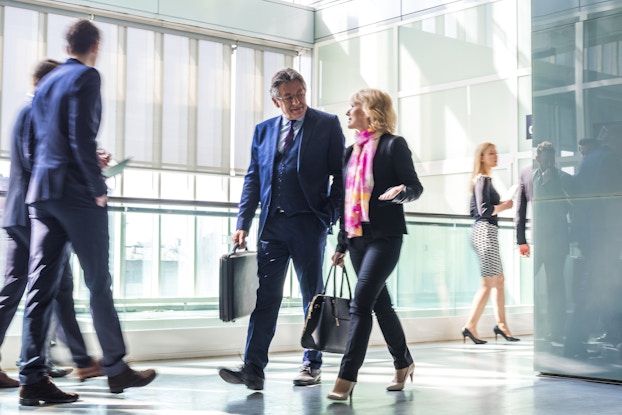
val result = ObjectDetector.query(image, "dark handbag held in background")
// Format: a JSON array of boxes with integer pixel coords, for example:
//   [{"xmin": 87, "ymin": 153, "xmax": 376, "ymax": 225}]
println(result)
[{"xmin": 300, "ymin": 264, "xmax": 352, "ymax": 354}]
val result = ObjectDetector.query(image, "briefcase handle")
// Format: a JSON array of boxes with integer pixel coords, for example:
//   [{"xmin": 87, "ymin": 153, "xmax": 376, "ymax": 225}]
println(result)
[
  {"xmin": 323, "ymin": 264, "xmax": 352, "ymax": 299},
  {"xmin": 230, "ymin": 243, "xmax": 248, "ymax": 255}
]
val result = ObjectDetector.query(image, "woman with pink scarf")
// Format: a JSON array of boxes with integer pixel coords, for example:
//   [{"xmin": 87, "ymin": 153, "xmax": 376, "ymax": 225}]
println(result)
[{"xmin": 327, "ymin": 89, "xmax": 423, "ymax": 401}]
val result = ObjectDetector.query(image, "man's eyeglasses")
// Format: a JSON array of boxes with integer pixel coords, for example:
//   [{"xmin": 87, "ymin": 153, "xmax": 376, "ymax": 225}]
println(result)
[{"xmin": 277, "ymin": 92, "xmax": 306, "ymax": 104}]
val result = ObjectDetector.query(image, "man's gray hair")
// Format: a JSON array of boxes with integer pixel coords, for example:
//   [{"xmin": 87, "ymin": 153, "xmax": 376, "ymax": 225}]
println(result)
[{"xmin": 270, "ymin": 68, "xmax": 306, "ymax": 99}]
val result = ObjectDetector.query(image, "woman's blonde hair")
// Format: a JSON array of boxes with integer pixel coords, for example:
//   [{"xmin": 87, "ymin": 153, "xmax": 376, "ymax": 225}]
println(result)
[
  {"xmin": 470, "ymin": 142, "xmax": 496, "ymax": 191},
  {"xmin": 351, "ymin": 88, "xmax": 396, "ymax": 134}
]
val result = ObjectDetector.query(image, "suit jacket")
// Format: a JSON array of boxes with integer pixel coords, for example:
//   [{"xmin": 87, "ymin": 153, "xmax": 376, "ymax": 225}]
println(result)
[
  {"xmin": 515, "ymin": 164, "xmax": 571, "ymax": 247},
  {"xmin": 3, "ymin": 102, "xmax": 34, "ymax": 228},
  {"xmin": 236, "ymin": 107, "xmax": 345, "ymax": 238},
  {"xmin": 338, "ymin": 133, "xmax": 423, "ymax": 248},
  {"xmin": 26, "ymin": 58, "xmax": 106, "ymax": 205},
  {"xmin": 515, "ymin": 165, "xmax": 533, "ymax": 245}
]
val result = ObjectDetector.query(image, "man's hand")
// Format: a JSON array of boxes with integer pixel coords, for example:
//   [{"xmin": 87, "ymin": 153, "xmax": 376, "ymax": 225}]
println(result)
[
  {"xmin": 95, "ymin": 194, "xmax": 108, "ymax": 207},
  {"xmin": 232, "ymin": 230, "xmax": 248, "ymax": 249},
  {"xmin": 519, "ymin": 244, "xmax": 530, "ymax": 258},
  {"xmin": 97, "ymin": 148, "xmax": 112, "ymax": 169}
]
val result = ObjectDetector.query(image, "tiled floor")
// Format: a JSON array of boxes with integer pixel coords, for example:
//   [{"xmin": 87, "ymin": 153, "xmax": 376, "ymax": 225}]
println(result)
[{"xmin": 1, "ymin": 336, "xmax": 622, "ymax": 414}]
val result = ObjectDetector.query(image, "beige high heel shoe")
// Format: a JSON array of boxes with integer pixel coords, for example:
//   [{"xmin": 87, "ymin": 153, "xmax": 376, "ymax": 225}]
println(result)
[
  {"xmin": 327, "ymin": 377, "xmax": 356, "ymax": 401},
  {"xmin": 386, "ymin": 362, "xmax": 415, "ymax": 391}
]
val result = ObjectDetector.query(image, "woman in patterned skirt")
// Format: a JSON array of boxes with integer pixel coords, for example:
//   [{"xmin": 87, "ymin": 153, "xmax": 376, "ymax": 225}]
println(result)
[{"xmin": 461, "ymin": 142, "xmax": 519, "ymax": 344}]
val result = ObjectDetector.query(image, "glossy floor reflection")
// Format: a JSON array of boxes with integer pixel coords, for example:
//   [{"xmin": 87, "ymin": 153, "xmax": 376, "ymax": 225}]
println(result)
[{"xmin": 1, "ymin": 336, "xmax": 622, "ymax": 414}]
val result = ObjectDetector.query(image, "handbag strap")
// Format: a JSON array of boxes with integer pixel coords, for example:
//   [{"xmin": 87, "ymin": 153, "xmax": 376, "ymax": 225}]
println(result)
[
  {"xmin": 323, "ymin": 265, "xmax": 352, "ymax": 299},
  {"xmin": 338, "ymin": 267, "xmax": 352, "ymax": 299}
]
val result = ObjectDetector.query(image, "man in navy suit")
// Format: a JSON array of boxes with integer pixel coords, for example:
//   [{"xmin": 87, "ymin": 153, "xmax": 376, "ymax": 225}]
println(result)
[
  {"xmin": 515, "ymin": 141, "xmax": 571, "ymax": 343},
  {"xmin": 219, "ymin": 68, "xmax": 345, "ymax": 390},
  {"xmin": 0, "ymin": 59, "xmax": 103, "ymax": 388},
  {"xmin": 18, "ymin": 20, "xmax": 156, "ymax": 406}
]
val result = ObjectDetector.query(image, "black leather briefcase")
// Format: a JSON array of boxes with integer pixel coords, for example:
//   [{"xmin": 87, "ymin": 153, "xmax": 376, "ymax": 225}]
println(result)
[{"xmin": 219, "ymin": 244, "xmax": 258, "ymax": 322}]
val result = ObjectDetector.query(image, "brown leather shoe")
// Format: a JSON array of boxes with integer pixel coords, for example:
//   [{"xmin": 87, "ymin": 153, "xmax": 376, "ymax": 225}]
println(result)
[
  {"xmin": 0, "ymin": 370, "xmax": 19, "ymax": 388},
  {"xmin": 19, "ymin": 377, "xmax": 78, "ymax": 406},
  {"xmin": 108, "ymin": 366, "xmax": 157, "ymax": 394},
  {"xmin": 76, "ymin": 359, "xmax": 104, "ymax": 381}
]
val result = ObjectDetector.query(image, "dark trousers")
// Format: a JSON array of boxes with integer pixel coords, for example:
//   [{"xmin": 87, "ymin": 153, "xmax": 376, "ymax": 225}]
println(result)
[
  {"xmin": 534, "ymin": 248, "xmax": 567, "ymax": 340},
  {"xmin": 244, "ymin": 212, "xmax": 326, "ymax": 377},
  {"xmin": 338, "ymin": 233, "xmax": 412, "ymax": 382},
  {"xmin": 20, "ymin": 193, "xmax": 126, "ymax": 385},
  {"xmin": 0, "ymin": 226, "xmax": 90, "ymax": 369}
]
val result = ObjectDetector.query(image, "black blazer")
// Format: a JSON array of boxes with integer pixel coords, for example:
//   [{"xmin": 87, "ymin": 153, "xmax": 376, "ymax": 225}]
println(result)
[
  {"xmin": 337, "ymin": 133, "xmax": 423, "ymax": 250},
  {"xmin": 3, "ymin": 102, "xmax": 34, "ymax": 229},
  {"xmin": 27, "ymin": 58, "xmax": 106, "ymax": 205}
]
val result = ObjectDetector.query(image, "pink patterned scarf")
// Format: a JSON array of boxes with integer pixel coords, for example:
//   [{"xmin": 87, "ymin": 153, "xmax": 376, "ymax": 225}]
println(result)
[{"xmin": 344, "ymin": 129, "xmax": 380, "ymax": 237}]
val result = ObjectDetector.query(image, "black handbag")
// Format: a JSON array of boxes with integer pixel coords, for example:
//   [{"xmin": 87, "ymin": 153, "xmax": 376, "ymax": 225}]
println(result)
[{"xmin": 301, "ymin": 265, "xmax": 352, "ymax": 354}]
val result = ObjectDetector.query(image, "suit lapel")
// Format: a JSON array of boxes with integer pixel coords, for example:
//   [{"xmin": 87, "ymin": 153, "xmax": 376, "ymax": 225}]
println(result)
[
  {"xmin": 268, "ymin": 117, "xmax": 281, "ymax": 167},
  {"xmin": 298, "ymin": 108, "xmax": 315, "ymax": 162}
]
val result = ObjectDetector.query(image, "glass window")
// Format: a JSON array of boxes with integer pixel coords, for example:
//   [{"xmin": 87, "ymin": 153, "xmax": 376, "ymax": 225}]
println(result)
[
  {"xmin": 160, "ymin": 171, "xmax": 193, "ymax": 200},
  {"xmin": 233, "ymin": 46, "xmax": 261, "ymax": 173},
  {"xmin": 518, "ymin": 75, "xmax": 533, "ymax": 152},
  {"xmin": 399, "ymin": 2, "xmax": 517, "ymax": 91},
  {"xmin": 46, "ymin": 14, "xmax": 73, "ymax": 60},
  {"xmin": 196, "ymin": 174, "xmax": 228, "ymax": 202},
  {"xmin": 398, "ymin": 79, "xmax": 514, "ymax": 165},
  {"xmin": 262, "ymin": 51, "xmax": 288, "ymax": 120},
  {"xmin": 584, "ymin": 13, "xmax": 622, "ymax": 82},
  {"xmin": 124, "ymin": 212, "xmax": 157, "ymax": 298},
  {"xmin": 197, "ymin": 40, "xmax": 227, "ymax": 170},
  {"xmin": 162, "ymin": 34, "xmax": 189, "ymax": 166},
  {"xmin": 532, "ymin": 91, "xmax": 577, "ymax": 153},
  {"xmin": 532, "ymin": 24, "xmax": 575, "ymax": 91},
  {"xmin": 125, "ymin": 27, "xmax": 155, "ymax": 163},
  {"xmin": 95, "ymin": 22, "xmax": 119, "ymax": 155},
  {"xmin": 196, "ymin": 215, "xmax": 231, "ymax": 297},
  {"xmin": 317, "ymin": 28, "xmax": 395, "ymax": 107},
  {"xmin": 160, "ymin": 214, "xmax": 195, "ymax": 297},
  {"xmin": 1, "ymin": 7, "xmax": 38, "ymax": 153},
  {"xmin": 123, "ymin": 169, "xmax": 158, "ymax": 198}
]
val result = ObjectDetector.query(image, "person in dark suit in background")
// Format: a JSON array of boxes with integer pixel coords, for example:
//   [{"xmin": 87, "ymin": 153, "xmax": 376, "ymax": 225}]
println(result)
[
  {"xmin": 18, "ymin": 20, "xmax": 156, "ymax": 406},
  {"xmin": 0, "ymin": 59, "xmax": 104, "ymax": 388},
  {"xmin": 515, "ymin": 141, "xmax": 572, "ymax": 343},
  {"xmin": 577, "ymin": 137, "xmax": 599, "ymax": 159},
  {"xmin": 328, "ymin": 88, "xmax": 423, "ymax": 400},
  {"xmin": 219, "ymin": 68, "xmax": 345, "ymax": 390},
  {"xmin": 566, "ymin": 129, "xmax": 622, "ymax": 356}
]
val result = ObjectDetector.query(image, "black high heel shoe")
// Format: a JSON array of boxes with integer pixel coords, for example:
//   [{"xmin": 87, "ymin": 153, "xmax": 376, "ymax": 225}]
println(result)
[
  {"xmin": 493, "ymin": 325, "xmax": 520, "ymax": 342},
  {"xmin": 461, "ymin": 327, "xmax": 487, "ymax": 344}
]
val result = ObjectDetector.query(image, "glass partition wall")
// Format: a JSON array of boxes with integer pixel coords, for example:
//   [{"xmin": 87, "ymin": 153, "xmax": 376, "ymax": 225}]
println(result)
[{"xmin": 532, "ymin": 1, "xmax": 622, "ymax": 381}]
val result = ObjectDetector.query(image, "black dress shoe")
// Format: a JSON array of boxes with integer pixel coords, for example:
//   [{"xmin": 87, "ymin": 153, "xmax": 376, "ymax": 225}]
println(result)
[
  {"xmin": 595, "ymin": 332, "xmax": 621, "ymax": 345},
  {"xmin": 0, "ymin": 370, "xmax": 19, "ymax": 388},
  {"xmin": 219, "ymin": 366, "xmax": 264, "ymax": 390},
  {"xmin": 19, "ymin": 377, "xmax": 79, "ymax": 406},
  {"xmin": 108, "ymin": 366, "xmax": 157, "ymax": 394},
  {"xmin": 48, "ymin": 365, "xmax": 73, "ymax": 378}
]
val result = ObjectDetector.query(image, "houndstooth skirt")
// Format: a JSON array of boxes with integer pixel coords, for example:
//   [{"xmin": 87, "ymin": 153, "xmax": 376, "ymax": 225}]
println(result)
[{"xmin": 471, "ymin": 221, "xmax": 503, "ymax": 277}]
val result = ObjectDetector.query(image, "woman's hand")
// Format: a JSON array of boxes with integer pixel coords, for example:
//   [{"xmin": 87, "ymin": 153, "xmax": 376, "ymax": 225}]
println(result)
[
  {"xmin": 379, "ymin": 184, "xmax": 406, "ymax": 201},
  {"xmin": 500, "ymin": 199, "xmax": 513, "ymax": 210},
  {"xmin": 493, "ymin": 199, "xmax": 513, "ymax": 215},
  {"xmin": 332, "ymin": 252, "xmax": 345, "ymax": 267}
]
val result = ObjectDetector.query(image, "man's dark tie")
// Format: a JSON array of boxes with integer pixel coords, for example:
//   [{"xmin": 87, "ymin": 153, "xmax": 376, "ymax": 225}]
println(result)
[{"xmin": 283, "ymin": 120, "xmax": 295, "ymax": 153}]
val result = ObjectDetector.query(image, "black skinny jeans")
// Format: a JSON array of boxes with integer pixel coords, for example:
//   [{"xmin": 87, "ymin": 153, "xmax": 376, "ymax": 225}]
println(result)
[{"xmin": 338, "ymin": 233, "xmax": 413, "ymax": 382}]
